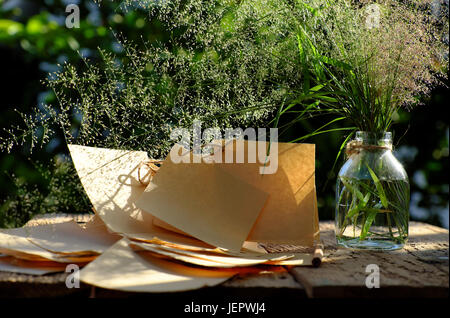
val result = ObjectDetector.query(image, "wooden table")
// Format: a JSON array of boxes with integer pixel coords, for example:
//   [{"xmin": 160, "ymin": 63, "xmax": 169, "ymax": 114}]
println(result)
[{"xmin": 0, "ymin": 216, "xmax": 448, "ymax": 299}]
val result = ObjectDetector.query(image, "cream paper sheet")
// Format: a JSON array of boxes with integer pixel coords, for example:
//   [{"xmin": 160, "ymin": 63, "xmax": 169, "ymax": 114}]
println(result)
[{"xmin": 25, "ymin": 220, "xmax": 119, "ymax": 255}]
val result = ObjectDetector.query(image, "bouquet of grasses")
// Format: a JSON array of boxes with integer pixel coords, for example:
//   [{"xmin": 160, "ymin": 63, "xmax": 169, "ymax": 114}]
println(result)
[{"xmin": 278, "ymin": 0, "xmax": 448, "ymax": 249}]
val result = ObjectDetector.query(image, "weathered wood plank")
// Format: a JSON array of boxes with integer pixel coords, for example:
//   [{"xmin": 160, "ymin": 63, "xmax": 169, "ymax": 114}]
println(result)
[
  {"xmin": 290, "ymin": 221, "xmax": 449, "ymax": 298},
  {"xmin": 223, "ymin": 269, "xmax": 302, "ymax": 289}
]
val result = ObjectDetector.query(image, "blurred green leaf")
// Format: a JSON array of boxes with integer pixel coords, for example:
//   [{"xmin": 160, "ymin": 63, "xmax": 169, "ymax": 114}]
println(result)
[{"xmin": 0, "ymin": 19, "xmax": 24, "ymax": 40}]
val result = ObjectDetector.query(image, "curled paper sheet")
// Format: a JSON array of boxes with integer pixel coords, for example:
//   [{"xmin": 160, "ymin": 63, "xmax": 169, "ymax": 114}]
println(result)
[
  {"xmin": 80, "ymin": 239, "xmax": 238, "ymax": 293},
  {"xmin": 68, "ymin": 144, "xmax": 154, "ymax": 235},
  {"xmin": 25, "ymin": 220, "xmax": 119, "ymax": 255},
  {"xmin": 0, "ymin": 228, "xmax": 73, "ymax": 263},
  {"xmin": 0, "ymin": 215, "xmax": 121, "ymax": 274},
  {"xmin": 0, "ymin": 255, "xmax": 66, "ymax": 276}
]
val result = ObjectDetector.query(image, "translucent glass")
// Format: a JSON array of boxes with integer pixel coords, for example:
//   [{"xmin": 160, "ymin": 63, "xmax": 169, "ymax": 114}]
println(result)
[{"xmin": 335, "ymin": 131, "xmax": 409, "ymax": 250}]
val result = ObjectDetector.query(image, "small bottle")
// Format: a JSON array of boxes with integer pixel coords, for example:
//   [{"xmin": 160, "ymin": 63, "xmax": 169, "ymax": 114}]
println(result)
[{"xmin": 335, "ymin": 131, "xmax": 409, "ymax": 250}]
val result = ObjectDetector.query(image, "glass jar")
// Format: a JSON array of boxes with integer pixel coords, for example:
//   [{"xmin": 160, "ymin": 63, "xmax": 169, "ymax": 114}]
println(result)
[{"xmin": 335, "ymin": 131, "xmax": 409, "ymax": 250}]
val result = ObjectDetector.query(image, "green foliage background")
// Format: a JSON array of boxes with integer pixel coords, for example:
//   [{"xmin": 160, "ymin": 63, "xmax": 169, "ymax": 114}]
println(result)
[{"xmin": 0, "ymin": 0, "xmax": 448, "ymax": 228}]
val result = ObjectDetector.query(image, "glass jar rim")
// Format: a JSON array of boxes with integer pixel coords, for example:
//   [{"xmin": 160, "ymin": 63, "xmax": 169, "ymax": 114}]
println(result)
[
  {"xmin": 353, "ymin": 131, "xmax": 393, "ymax": 149},
  {"xmin": 355, "ymin": 131, "xmax": 392, "ymax": 141}
]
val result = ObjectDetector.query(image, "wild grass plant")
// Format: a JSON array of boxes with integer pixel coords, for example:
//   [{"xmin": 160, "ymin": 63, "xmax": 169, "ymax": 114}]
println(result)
[
  {"xmin": 277, "ymin": 0, "xmax": 448, "ymax": 138},
  {"xmin": 0, "ymin": 0, "xmax": 307, "ymax": 226},
  {"xmin": 282, "ymin": 0, "xmax": 448, "ymax": 248}
]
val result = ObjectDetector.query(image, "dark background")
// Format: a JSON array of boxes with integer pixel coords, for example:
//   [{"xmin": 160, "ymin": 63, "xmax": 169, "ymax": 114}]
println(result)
[{"xmin": 0, "ymin": 0, "xmax": 448, "ymax": 228}]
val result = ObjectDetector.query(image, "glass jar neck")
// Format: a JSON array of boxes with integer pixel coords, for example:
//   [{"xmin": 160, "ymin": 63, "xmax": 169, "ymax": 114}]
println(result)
[{"xmin": 355, "ymin": 131, "xmax": 393, "ymax": 148}]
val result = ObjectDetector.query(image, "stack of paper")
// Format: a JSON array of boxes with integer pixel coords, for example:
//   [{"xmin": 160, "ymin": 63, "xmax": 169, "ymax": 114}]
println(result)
[
  {"xmin": 70, "ymin": 141, "xmax": 321, "ymax": 292},
  {"xmin": 0, "ymin": 140, "xmax": 322, "ymax": 293},
  {"xmin": 0, "ymin": 216, "xmax": 120, "ymax": 275}
]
